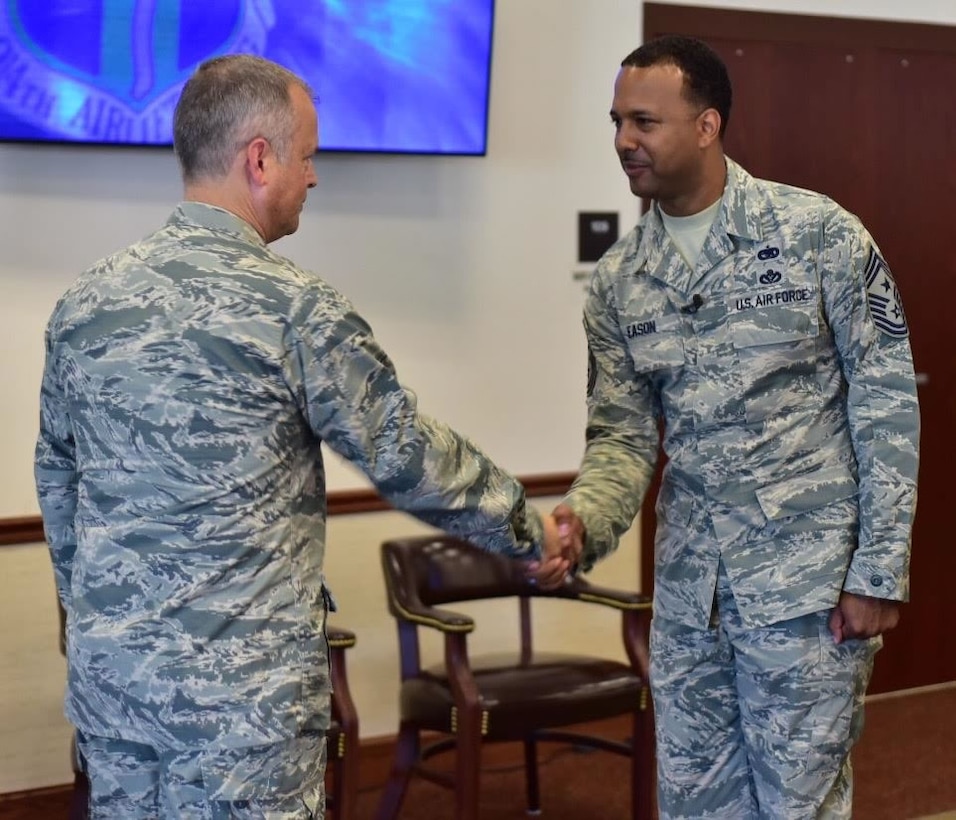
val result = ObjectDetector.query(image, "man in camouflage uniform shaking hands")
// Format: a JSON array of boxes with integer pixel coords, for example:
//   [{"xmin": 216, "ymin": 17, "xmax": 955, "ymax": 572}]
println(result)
[
  {"xmin": 554, "ymin": 35, "xmax": 920, "ymax": 819},
  {"xmin": 35, "ymin": 55, "xmax": 570, "ymax": 818}
]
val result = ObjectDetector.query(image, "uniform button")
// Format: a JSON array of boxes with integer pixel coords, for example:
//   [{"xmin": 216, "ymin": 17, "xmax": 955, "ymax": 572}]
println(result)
[{"xmin": 870, "ymin": 575, "xmax": 884, "ymax": 588}]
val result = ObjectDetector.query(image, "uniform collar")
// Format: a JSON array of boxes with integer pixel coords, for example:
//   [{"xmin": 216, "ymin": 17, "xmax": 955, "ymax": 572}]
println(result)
[
  {"xmin": 633, "ymin": 158, "xmax": 766, "ymax": 291},
  {"xmin": 167, "ymin": 202, "xmax": 267, "ymax": 248},
  {"xmin": 722, "ymin": 158, "xmax": 766, "ymax": 243}
]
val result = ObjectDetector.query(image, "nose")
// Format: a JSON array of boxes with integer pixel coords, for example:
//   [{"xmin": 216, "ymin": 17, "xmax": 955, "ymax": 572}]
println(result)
[
  {"xmin": 615, "ymin": 121, "xmax": 640, "ymax": 154},
  {"xmin": 307, "ymin": 161, "xmax": 318, "ymax": 189}
]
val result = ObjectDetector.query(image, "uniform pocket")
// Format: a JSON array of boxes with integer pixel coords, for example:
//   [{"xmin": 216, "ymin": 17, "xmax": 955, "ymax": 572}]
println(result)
[
  {"xmin": 804, "ymin": 621, "xmax": 879, "ymax": 776},
  {"xmin": 731, "ymin": 286, "xmax": 820, "ymax": 349},
  {"xmin": 752, "ymin": 466, "xmax": 859, "ymax": 594},
  {"xmin": 200, "ymin": 733, "xmax": 326, "ymax": 802},
  {"xmin": 754, "ymin": 464, "xmax": 858, "ymax": 522},
  {"xmin": 730, "ymin": 287, "xmax": 824, "ymax": 423},
  {"xmin": 624, "ymin": 312, "xmax": 684, "ymax": 373}
]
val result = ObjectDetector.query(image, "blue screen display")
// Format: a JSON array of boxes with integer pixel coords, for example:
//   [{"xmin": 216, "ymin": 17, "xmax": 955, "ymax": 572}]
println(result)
[{"xmin": 0, "ymin": 0, "xmax": 495, "ymax": 154}]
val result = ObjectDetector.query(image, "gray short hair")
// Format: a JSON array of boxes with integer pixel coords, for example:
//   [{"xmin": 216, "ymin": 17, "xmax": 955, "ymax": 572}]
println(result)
[{"xmin": 173, "ymin": 54, "xmax": 314, "ymax": 182}]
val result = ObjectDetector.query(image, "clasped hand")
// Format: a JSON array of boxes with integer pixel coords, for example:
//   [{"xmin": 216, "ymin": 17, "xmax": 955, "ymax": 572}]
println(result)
[
  {"xmin": 829, "ymin": 591, "xmax": 901, "ymax": 643},
  {"xmin": 525, "ymin": 503, "xmax": 585, "ymax": 590}
]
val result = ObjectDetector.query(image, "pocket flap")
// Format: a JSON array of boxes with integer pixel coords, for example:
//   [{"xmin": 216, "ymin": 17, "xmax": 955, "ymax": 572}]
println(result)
[
  {"xmin": 755, "ymin": 465, "xmax": 857, "ymax": 521},
  {"xmin": 625, "ymin": 312, "xmax": 684, "ymax": 372},
  {"xmin": 732, "ymin": 288, "xmax": 819, "ymax": 348}
]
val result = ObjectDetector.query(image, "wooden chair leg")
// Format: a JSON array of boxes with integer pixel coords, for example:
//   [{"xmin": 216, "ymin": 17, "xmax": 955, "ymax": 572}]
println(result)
[
  {"xmin": 69, "ymin": 770, "xmax": 89, "ymax": 820},
  {"xmin": 374, "ymin": 723, "xmax": 420, "ymax": 820},
  {"xmin": 325, "ymin": 723, "xmax": 360, "ymax": 820},
  {"xmin": 632, "ymin": 698, "xmax": 655, "ymax": 820},
  {"xmin": 454, "ymin": 712, "xmax": 482, "ymax": 820},
  {"xmin": 523, "ymin": 737, "xmax": 541, "ymax": 815},
  {"xmin": 334, "ymin": 734, "xmax": 360, "ymax": 820}
]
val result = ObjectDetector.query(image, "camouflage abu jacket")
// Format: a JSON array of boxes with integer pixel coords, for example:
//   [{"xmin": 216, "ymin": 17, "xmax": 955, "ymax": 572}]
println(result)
[
  {"xmin": 35, "ymin": 202, "xmax": 543, "ymax": 749},
  {"xmin": 563, "ymin": 159, "xmax": 919, "ymax": 629}
]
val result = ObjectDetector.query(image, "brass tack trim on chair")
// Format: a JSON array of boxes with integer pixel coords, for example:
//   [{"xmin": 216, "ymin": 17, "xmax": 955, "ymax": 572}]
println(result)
[
  {"xmin": 578, "ymin": 592, "xmax": 653, "ymax": 611},
  {"xmin": 328, "ymin": 636, "xmax": 356, "ymax": 649},
  {"xmin": 448, "ymin": 707, "xmax": 490, "ymax": 735},
  {"xmin": 337, "ymin": 733, "xmax": 347, "ymax": 758},
  {"xmin": 390, "ymin": 598, "xmax": 475, "ymax": 633},
  {"xmin": 640, "ymin": 687, "xmax": 649, "ymax": 711}
]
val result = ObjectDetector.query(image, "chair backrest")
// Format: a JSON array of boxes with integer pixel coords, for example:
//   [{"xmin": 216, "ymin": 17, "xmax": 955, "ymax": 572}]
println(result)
[{"xmin": 382, "ymin": 536, "xmax": 533, "ymax": 609}]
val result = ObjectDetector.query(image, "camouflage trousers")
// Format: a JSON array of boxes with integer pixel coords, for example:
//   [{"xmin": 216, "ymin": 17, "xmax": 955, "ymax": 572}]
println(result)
[
  {"xmin": 75, "ymin": 730, "xmax": 326, "ymax": 819},
  {"xmin": 650, "ymin": 561, "xmax": 879, "ymax": 819}
]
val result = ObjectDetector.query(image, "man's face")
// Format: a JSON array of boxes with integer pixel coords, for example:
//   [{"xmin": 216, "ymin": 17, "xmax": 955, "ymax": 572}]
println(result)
[
  {"xmin": 265, "ymin": 85, "xmax": 319, "ymax": 242},
  {"xmin": 610, "ymin": 63, "xmax": 709, "ymax": 214}
]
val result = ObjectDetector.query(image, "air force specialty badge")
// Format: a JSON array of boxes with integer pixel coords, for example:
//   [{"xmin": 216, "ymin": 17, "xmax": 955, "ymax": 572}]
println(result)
[{"xmin": 865, "ymin": 248, "xmax": 908, "ymax": 338}]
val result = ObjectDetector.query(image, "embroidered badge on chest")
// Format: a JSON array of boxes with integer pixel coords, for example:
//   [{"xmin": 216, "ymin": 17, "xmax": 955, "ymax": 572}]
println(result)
[{"xmin": 865, "ymin": 249, "xmax": 908, "ymax": 338}]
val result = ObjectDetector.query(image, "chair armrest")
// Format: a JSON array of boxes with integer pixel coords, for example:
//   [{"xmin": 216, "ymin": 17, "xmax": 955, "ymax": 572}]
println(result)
[
  {"xmin": 326, "ymin": 626, "xmax": 357, "ymax": 649},
  {"xmin": 390, "ymin": 599, "xmax": 476, "ymax": 634},
  {"xmin": 559, "ymin": 576, "xmax": 652, "ymax": 612}
]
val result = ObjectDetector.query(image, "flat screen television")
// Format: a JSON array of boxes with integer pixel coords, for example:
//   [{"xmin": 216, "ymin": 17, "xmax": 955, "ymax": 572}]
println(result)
[{"xmin": 0, "ymin": 0, "xmax": 495, "ymax": 155}]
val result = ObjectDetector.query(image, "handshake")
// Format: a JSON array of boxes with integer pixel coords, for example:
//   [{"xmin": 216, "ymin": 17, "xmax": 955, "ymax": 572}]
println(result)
[{"xmin": 526, "ymin": 503, "xmax": 584, "ymax": 590}]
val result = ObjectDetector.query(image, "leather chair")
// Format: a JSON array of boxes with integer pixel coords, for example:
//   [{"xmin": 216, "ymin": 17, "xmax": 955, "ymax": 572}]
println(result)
[
  {"xmin": 58, "ymin": 602, "xmax": 360, "ymax": 820},
  {"xmin": 375, "ymin": 535, "xmax": 654, "ymax": 820}
]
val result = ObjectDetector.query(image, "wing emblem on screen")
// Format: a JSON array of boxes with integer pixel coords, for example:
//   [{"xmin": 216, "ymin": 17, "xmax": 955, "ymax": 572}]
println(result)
[
  {"xmin": 0, "ymin": 1, "xmax": 495, "ymax": 154},
  {"xmin": 0, "ymin": 0, "xmax": 274, "ymax": 144}
]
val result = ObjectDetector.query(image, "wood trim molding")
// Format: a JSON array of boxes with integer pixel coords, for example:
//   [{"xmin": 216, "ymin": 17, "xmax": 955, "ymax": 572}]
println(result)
[
  {"xmin": 0, "ymin": 471, "xmax": 576, "ymax": 547},
  {"xmin": 0, "ymin": 516, "xmax": 46, "ymax": 547},
  {"xmin": 350, "ymin": 714, "xmax": 630, "ymax": 793}
]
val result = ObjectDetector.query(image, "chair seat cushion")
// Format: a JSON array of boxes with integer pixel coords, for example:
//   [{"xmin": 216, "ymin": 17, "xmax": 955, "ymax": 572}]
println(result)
[{"xmin": 401, "ymin": 652, "xmax": 643, "ymax": 739}]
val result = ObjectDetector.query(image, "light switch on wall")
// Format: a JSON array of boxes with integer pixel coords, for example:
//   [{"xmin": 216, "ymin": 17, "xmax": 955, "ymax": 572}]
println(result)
[{"xmin": 577, "ymin": 211, "xmax": 619, "ymax": 263}]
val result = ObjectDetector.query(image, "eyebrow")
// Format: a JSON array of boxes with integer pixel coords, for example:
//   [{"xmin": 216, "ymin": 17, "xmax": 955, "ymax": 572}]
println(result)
[{"xmin": 610, "ymin": 107, "xmax": 656, "ymax": 119}]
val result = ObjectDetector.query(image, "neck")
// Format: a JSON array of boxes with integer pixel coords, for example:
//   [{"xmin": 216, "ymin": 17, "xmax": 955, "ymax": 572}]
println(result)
[
  {"xmin": 183, "ymin": 177, "xmax": 267, "ymax": 241},
  {"xmin": 658, "ymin": 152, "xmax": 727, "ymax": 217}
]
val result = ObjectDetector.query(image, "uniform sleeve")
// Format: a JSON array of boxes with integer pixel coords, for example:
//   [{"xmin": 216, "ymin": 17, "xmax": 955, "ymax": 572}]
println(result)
[
  {"xmin": 560, "ymin": 266, "xmax": 660, "ymax": 571},
  {"xmin": 34, "ymin": 324, "xmax": 79, "ymax": 608},
  {"xmin": 820, "ymin": 206, "xmax": 920, "ymax": 601},
  {"xmin": 284, "ymin": 283, "xmax": 543, "ymax": 559}
]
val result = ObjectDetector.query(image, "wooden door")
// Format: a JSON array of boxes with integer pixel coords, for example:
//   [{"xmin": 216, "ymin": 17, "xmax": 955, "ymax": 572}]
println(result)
[{"xmin": 642, "ymin": 4, "xmax": 956, "ymax": 692}]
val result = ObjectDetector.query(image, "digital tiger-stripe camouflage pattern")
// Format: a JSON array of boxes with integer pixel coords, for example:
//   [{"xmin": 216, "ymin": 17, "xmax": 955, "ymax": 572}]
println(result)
[
  {"xmin": 564, "ymin": 158, "xmax": 919, "ymax": 630},
  {"xmin": 36, "ymin": 202, "xmax": 544, "ymax": 759}
]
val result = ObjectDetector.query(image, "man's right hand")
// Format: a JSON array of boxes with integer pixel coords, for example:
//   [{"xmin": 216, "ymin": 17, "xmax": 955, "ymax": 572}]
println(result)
[{"xmin": 526, "ymin": 513, "xmax": 571, "ymax": 589}]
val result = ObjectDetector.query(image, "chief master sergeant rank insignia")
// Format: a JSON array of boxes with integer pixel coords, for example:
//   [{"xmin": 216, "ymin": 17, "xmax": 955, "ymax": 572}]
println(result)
[{"xmin": 865, "ymin": 248, "xmax": 909, "ymax": 338}]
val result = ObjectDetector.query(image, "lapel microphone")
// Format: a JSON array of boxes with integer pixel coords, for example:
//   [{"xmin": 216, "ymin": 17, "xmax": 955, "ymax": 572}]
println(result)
[{"xmin": 680, "ymin": 294, "xmax": 705, "ymax": 314}]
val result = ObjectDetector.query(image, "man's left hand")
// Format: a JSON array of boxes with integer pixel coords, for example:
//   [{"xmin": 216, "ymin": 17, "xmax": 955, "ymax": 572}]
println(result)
[{"xmin": 828, "ymin": 591, "xmax": 901, "ymax": 644}]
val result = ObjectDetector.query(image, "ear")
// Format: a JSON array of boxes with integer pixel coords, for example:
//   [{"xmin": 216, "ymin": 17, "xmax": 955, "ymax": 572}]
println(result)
[
  {"xmin": 698, "ymin": 108, "xmax": 722, "ymax": 148},
  {"xmin": 244, "ymin": 137, "xmax": 272, "ymax": 187}
]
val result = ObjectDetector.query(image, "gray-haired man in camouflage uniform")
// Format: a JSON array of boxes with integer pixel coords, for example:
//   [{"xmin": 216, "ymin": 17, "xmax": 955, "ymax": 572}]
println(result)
[
  {"xmin": 35, "ymin": 55, "xmax": 571, "ymax": 819},
  {"xmin": 554, "ymin": 36, "xmax": 919, "ymax": 818}
]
